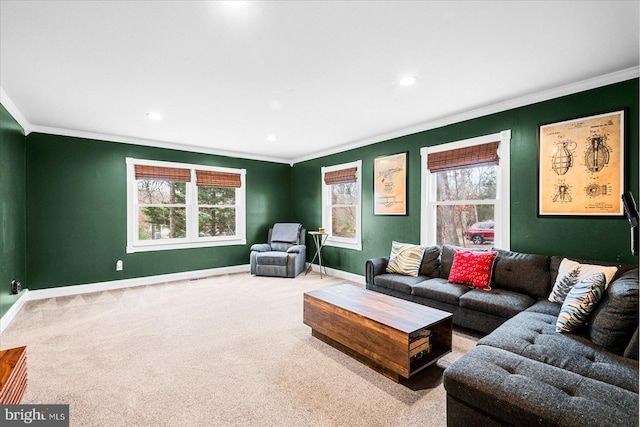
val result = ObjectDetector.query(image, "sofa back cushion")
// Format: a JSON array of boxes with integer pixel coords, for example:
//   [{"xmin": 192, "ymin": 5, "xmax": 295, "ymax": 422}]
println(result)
[
  {"xmin": 492, "ymin": 249, "xmax": 551, "ymax": 299},
  {"xmin": 439, "ymin": 245, "xmax": 456, "ymax": 279},
  {"xmin": 588, "ymin": 268, "xmax": 639, "ymax": 356},
  {"xmin": 419, "ymin": 245, "xmax": 441, "ymax": 277}
]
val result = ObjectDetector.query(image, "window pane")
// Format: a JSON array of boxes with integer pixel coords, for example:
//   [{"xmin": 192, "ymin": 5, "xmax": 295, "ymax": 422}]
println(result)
[
  {"xmin": 332, "ymin": 206, "xmax": 356, "ymax": 238},
  {"xmin": 435, "ymin": 204, "xmax": 494, "ymax": 248},
  {"xmin": 331, "ymin": 182, "xmax": 358, "ymax": 205},
  {"xmin": 138, "ymin": 207, "xmax": 186, "ymax": 240},
  {"xmin": 199, "ymin": 208, "xmax": 236, "ymax": 237},
  {"xmin": 435, "ymin": 166, "xmax": 496, "ymax": 201},
  {"xmin": 198, "ymin": 186, "xmax": 236, "ymax": 205},
  {"xmin": 137, "ymin": 180, "xmax": 186, "ymax": 204}
]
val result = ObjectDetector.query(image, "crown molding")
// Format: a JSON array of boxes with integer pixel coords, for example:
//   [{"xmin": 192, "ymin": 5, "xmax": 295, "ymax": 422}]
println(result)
[
  {"xmin": 3, "ymin": 67, "xmax": 638, "ymax": 165},
  {"xmin": 29, "ymin": 125, "xmax": 292, "ymax": 165},
  {"xmin": 0, "ymin": 87, "xmax": 31, "ymax": 135},
  {"xmin": 291, "ymin": 66, "xmax": 640, "ymax": 164}
]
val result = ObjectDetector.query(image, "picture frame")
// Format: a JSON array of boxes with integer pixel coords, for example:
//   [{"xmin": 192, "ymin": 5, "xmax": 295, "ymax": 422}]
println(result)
[
  {"xmin": 538, "ymin": 110, "xmax": 625, "ymax": 216},
  {"xmin": 374, "ymin": 152, "xmax": 407, "ymax": 215}
]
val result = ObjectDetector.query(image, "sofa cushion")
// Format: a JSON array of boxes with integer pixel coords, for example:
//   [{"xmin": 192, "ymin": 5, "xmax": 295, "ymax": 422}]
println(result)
[
  {"xmin": 444, "ymin": 345, "xmax": 639, "ymax": 427},
  {"xmin": 478, "ymin": 310, "xmax": 639, "ymax": 393},
  {"xmin": 439, "ymin": 245, "xmax": 456, "ymax": 279},
  {"xmin": 255, "ymin": 251, "xmax": 289, "ymax": 266},
  {"xmin": 548, "ymin": 258, "xmax": 618, "ymax": 304},
  {"xmin": 411, "ymin": 277, "xmax": 470, "ymax": 305},
  {"xmin": 419, "ymin": 245, "xmax": 440, "ymax": 277},
  {"xmin": 492, "ymin": 248, "xmax": 551, "ymax": 299},
  {"xmin": 525, "ymin": 300, "xmax": 562, "ymax": 316},
  {"xmin": 624, "ymin": 327, "xmax": 639, "ymax": 360},
  {"xmin": 448, "ymin": 249, "xmax": 498, "ymax": 290},
  {"xmin": 373, "ymin": 273, "xmax": 427, "ymax": 294},
  {"xmin": 459, "ymin": 288, "xmax": 535, "ymax": 318},
  {"xmin": 588, "ymin": 268, "xmax": 639, "ymax": 355},
  {"xmin": 556, "ymin": 272, "xmax": 607, "ymax": 333}
]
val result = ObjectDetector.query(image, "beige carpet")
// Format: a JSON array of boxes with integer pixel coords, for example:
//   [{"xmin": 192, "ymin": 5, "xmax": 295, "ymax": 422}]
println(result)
[{"xmin": 1, "ymin": 272, "xmax": 479, "ymax": 426}]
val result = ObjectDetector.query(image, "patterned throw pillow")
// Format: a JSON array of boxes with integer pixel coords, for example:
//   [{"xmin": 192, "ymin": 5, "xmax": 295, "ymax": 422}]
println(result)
[
  {"xmin": 556, "ymin": 272, "xmax": 607, "ymax": 333},
  {"xmin": 548, "ymin": 258, "xmax": 618, "ymax": 304},
  {"xmin": 386, "ymin": 241, "xmax": 426, "ymax": 277},
  {"xmin": 448, "ymin": 249, "xmax": 498, "ymax": 290}
]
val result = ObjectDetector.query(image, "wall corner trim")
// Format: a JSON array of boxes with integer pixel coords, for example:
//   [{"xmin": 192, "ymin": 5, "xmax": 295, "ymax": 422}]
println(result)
[
  {"xmin": 0, "ymin": 87, "xmax": 31, "ymax": 135},
  {"xmin": 0, "ymin": 290, "xmax": 30, "ymax": 335}
]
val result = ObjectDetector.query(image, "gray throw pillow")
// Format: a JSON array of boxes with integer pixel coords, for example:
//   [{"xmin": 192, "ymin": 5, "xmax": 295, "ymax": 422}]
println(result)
[
  {"xmin": 588, "ymin": 269, "xmax": 639, "ymax": 355},
  {"xmin": 439, "ymin": 245, "xmax": 456, "ymax": 279},
  {"xmin": 419, "ymin": 245, "xmax": 440, "ymax": 277}
]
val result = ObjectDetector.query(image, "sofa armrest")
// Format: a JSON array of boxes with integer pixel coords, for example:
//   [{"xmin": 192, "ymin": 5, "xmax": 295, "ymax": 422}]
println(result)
[
  {"xmin": 365, "ymin": 257, "xmax": 389, "ymax": 286},
  {"xmin": 286, "ymin": 245, "xmax": 305, "ymax": 254},
  {"xmin": 250, "ymin": 243, "xmax": 271, "ymax": 252}
]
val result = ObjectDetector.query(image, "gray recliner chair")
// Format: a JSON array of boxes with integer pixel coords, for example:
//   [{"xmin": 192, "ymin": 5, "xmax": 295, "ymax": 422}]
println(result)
[{"xmin": 250, "ymin": 223, "xmax": 306, "ymax": 278}]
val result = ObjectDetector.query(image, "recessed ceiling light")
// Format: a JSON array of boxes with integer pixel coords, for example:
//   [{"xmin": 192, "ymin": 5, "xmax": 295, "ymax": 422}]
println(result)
[
  {"xmin": 146, "ymin": 112, "xmax": 162, "ymax": 120},
  {"xmin": 223, "ymin": 1, "xmax": 245, "ymax": 8},
  {"xmin": 399, "ymin": 76, "xmax": 417, "ymax": 86},
  {"xmin": 267, "ymin": 135, "xmax": 277, "ymax": 142}
]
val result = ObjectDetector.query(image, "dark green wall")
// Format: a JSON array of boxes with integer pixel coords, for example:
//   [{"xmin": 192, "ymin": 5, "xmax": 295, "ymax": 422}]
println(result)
[
  {"xmin": 0, "ymin": 104, "xmax": 27, "ymax": 319},
  {"xmin": 292, "ymin": 79, "xmax": 639, "ymax": 276},
  {"xmin": 25, "ymin": 133, "xmax": 293, "ymax": 290},
  {"xmin": 1, "ymin": 78, "xmax": 638, "ymax": 319}
]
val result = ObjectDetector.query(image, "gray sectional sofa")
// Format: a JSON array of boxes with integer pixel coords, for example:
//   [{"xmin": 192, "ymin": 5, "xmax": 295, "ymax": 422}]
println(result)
[{"xmin": 365, "ymin": 245, "xmax": 639, "ymax": 427}]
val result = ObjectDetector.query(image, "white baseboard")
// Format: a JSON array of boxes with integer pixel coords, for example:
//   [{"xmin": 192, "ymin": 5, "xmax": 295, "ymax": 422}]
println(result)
[
  {"xmin": 1, "ymin": 263, "xmax": 364, "ymax": 334},
  {"xmin": 27, "ymin": 264, "xmax": 251, "ymax": 301},
  {"xmin": 307, "ymin": 264, "xmax": 365, "ymax": 285},
  {"xmin": 0, "ymin": 290, "xmax": 30, "ymax": 335}
]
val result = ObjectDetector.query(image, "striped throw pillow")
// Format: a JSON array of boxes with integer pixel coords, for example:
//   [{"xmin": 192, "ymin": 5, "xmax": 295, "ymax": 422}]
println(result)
[
  {"xmin": 556, "ymin": 272, "xmax": 606, "ymax": 333},
  {"xmin": 386, "ymin": 241, "xmax": 425, "ymax": 277}
]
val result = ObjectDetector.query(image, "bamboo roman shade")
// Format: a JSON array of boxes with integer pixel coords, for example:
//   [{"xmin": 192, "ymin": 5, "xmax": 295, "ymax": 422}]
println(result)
[
  {"xmin": 427, "ymin": 141, "xmax": 499, "ymax": 173},
  {"xmin": 134, "ymin": 165, "xmax": 191, "ymax": 182},
  {"xmin": 196, "ymin": 170, "xmax": 242, "ymax": 188},
  {"xmin": 324, "ymin": 167, "xmax": 358, "ymax": 185}
]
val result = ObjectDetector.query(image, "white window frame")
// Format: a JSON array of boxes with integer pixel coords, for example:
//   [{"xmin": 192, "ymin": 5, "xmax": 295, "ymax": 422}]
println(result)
[
  {"xmin": 126, "ymin": 158, "xmax": 246, "ymax": 253},
  {"xmin": 321, "ymin": 160, "xmax": 362, "ymax": 251},
  {"xmin": 420, "ymin": 130, "xmax": 511, "ymax": 250}
]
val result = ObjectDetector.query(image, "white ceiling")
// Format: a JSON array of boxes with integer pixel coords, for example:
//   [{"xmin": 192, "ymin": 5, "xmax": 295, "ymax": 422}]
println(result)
[{"xmin": 1, "ymin": 1, "xmax": 639, "ymax": 164}]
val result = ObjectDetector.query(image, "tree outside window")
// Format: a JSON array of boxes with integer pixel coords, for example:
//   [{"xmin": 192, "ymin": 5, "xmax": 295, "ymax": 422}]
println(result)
[
  {"xmin": 137, "ymin": 180, "xmax": 187, "ymax": 240},
  {"xmin": 435, "ymin": 166, "xmax": 496, "ymax": 247}
]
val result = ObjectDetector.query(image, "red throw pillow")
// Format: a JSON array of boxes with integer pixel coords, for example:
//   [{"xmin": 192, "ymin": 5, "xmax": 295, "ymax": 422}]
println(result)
[{"xmin": 448, "ymin": 249, "xmax": 498, "ymax": 290}]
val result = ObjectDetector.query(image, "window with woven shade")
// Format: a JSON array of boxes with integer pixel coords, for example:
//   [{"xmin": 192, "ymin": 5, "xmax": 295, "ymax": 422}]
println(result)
[
  {"xmin": 195, "ymin": 170, "xmax": 242, "ymax": 238},
  {"xmin": 321, "ymin": 161, "xmax": 362, "ymax": 251},
  {"xmin": 127, "ymin": 158, "xmax": 246, "ymax": 253},
  {"xmin": 420, "ymin": 131, "xmax": 511, "ymax": 251}
]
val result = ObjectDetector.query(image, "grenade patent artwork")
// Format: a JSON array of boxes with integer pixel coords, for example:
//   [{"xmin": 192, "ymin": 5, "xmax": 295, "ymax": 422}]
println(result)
[
  {"xmin": 585, "ymin": 183, "xmax": 608, "ymax": 198},
  {"xmin": 585, "ymin": 135, "xmax": 610, "ymax": 173},
  {"xmin": 551, "ymin": 141, "xmax": 575, "ymax": 175},
  {"xmin": 552, "ymin": 183, "xmax": 572, "ymax": 203}
]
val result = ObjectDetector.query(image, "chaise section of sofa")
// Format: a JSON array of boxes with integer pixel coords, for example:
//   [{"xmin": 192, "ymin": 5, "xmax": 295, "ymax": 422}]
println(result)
[{"xmin": 443, "ymin": 269, "xmax": 639, "ymax": 427}]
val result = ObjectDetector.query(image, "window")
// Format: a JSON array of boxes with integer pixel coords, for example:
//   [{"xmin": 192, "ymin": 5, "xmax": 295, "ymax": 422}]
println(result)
[
  {"xmin": 127, "ymin": 158, "xmax": 246, "ymax": 253},
  {"xmin": 321, "ymin": 160, "xmax": 362, "ymax": 250},
  {"xmin": 420, "ymin": 131, "xmax": 510, "ymax": 250}
]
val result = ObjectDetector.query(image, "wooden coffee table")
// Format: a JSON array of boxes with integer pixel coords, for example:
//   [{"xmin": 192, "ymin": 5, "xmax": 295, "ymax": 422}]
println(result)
[{"xmin": 303, "ymin": 284, "xmax": 452, "ymax": 382}]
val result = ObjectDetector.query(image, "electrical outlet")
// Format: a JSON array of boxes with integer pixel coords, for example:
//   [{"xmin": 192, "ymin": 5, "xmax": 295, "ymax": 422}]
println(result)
[
  {"xmin": 11, "ymin": 280, "xmax": 21, "ymax": 295},
  {"xmin": 116, "ymin": 260, "xmax": 123, "ymax": 271}
]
